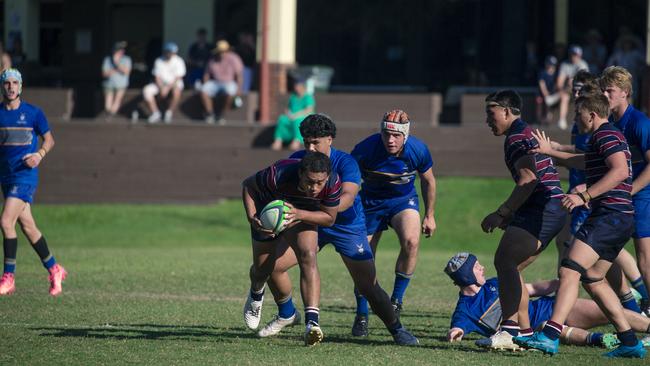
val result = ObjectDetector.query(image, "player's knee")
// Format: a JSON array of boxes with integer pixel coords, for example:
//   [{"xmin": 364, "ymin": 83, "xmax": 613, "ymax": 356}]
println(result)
[
  {"xmin": 0, "ymin": 216, "xmax": 15, "ymax": 234},
  {"xmin": 493, "ymin": 254, "xmax": 515, "ymax": 272},
  {"xmin": 297, "ymin": 249, "xmax": 318, "ymax": 266},
  {"xmin": 401, "ymin": 237, "xmax": 419, "ymax": 254}
]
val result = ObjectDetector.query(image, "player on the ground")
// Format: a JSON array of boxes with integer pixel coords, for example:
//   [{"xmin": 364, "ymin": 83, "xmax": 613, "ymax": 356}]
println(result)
[
  {"xmin": 253, "ymin": 114, "xmax": 418, "ymax": 345},
  {"xmin": 514, "ymin": 93, "xmax": 645, "ymax": 358},
  {"xmin": 350, "ymin": 109, "xmax": 437, "ymax": 322},
  {"xmin": 444, "ymin": 252, "xmax": 650, "ymax": 349},
  {"xmin": 0, "ymin": 68, "xmax": 67, "ymax": 297},
  {"xmin": 601, "ymin": 66, "xmax": 650, "ymax": 315},
  {"xmin": 479, "ymin": 90, "xmax": 566, "ymax": 349},
  {"xmin": 242, "ymin": 151, "xmax": 340, "ymax": 346}
]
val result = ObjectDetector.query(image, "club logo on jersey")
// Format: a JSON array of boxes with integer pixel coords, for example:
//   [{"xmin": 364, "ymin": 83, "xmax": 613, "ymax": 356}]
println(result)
[
  {"xmin": 408, "ymin": 197, "xmax": 416, "ymax": 206},
  {"xmin": 17, "ymin": 113, "xmax": 26, "ymax": 124},
  {"xmin": 356, "ymin": 244, "xmax": 365, "ymax": 254}
]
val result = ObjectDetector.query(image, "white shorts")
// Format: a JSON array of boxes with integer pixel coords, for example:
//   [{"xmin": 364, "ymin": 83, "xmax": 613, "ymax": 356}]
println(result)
[
  {"xmin": 544, "ymin": 93, "xmax": 561, "ymax": 107},
  {"xmin": 201, "ymin": 80, "xmax": 238, "ymax": 97},
  {"xmin": 143, "ymin": 80, "xmax": 184, "ymax": 99}
]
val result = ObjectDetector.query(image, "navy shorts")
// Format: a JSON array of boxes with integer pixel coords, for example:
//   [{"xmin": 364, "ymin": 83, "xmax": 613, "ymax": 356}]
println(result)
[
  {"xmin": 574, "ymin": 208, "xmax": 635, "ymax": 262},
  {"xmin": 509, "ymin": 199, "xmax": 566, "ymax": 251},
  {"xmin": 319, "ymin": 224, "xmax": 373, "ymax": 261},
  {"xmin": 2, "ymin": 183, "xmax": 36, "ymax": 204},
  {"xmin": 363, "ymin": 194, "xmax": 419, "ymax": 235},
  {"xmin": 633, "ymin": 198, "xmax": 650, "ymax": 239}
]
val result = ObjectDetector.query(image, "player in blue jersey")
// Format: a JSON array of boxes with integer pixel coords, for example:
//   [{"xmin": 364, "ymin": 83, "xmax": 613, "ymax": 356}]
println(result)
[
  {"xmin": 0, "ymin": 69, "xmax": 66, "ymax": 296},
  {"xmin": 250, "ymin": 114, "xmax": 418, "ymax": 345},
  {"xmin": 545, "ymin": 72, "xmax": 644, "ymax": 314},
  {"xmin": 242, "ymin": 151, "xmax": 341, "ymax": 346},
  {"xmin": 479, "ymin": 90, "xmax": 567, "ymax": 350},
  {"xmin": 601, "ymin": 66, "xmax": 650, "ymax": 316},
  {"xmin": 351, "ymin": 109, "xmax": 437, "ymax": 321},
  {"xmin": 444, "ymin": 253, "xmax": 650, "ymax": 349},
  {"xmin": 514, "ymin": 93, "xmax": 646, "ymax": 358}
]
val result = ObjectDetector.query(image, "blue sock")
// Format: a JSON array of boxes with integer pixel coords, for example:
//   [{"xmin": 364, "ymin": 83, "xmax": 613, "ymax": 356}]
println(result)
[
  {"xmin": 31, "ymin": 236, "xmax": 56, "ymax": 270},
  {"xmin": 632, "ymin": 277, "xmax": 649, "ymax": 300},
  {"xmin": 620, "ymin": 292, "xmax": 642, "ymax": 313},
  {"xmin": 305, "ymin": 307, "xmax": 319, "ymax": 325},
  {"xmin": 586, "ymin": 332, "xmax": 604, "ymax": 346},
  {"xmin": 354, "ymin": 288, "xmax": 368, "ymax": 316},
  {"xmin": 542, "ymin": 320, "xmax": 563, "ymax": 341},
  {"xmin": 277, "ymin": 296, "xmax": 296, "ymax": 319},
  {"xmin": 391, "ymin": 271, "xmax": 412, "ymax": 304},
  {"xmin": 500, "ymin": 320, "xmax": 520, "ymax": 337},
  {"xmin": 616, "ymin": 329, "xmax": 638, "ymax": 347}
]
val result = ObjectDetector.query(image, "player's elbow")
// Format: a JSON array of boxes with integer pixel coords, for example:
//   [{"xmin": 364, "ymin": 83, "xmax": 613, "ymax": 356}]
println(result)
[
  {"xmin": 517, "ymin": 171, "xmax": 538, "ymax": 188},
  {"xmin": 612, "ymin": 166, "xmax": 629, "ymax": 183},
  {"xmin": 322, "ymin": 212, "xmax": 337, "ymax": 227}
]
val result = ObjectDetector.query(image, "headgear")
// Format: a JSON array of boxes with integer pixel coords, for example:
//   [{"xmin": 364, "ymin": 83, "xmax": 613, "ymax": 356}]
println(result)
[
  {"xmin": 381, "ymin": 109, "xmax": 410, "ymax": 141},
  {"xmin": 0, "ymin": 68, "xmax": 22, "ymax": 96},
  {"xmin": 444, "ymin": 252, "xmax": 479, "ymax": 287}
]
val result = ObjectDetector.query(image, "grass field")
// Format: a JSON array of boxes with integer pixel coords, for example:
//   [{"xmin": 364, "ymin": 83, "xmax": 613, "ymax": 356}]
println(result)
[{"xmin": 0, "ymin": 177, "xmax": 645, "ymax": 365}]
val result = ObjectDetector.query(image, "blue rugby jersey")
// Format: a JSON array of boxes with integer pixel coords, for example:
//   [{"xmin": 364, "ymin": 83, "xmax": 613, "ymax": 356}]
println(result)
[
  {"xmin": 291, "ymin": 147, "xmax": 365, "ymax": 229},
  {"xmin": 253, "ymin": 158, "xmax": 341, "ymax": 211},
  {"xmin": 585, "ymin": 123, "xmax": 633, "ymax": 213},
  {"xmin": 610, "ymin": 105, "xmax": 650, "ymax": 200},
  {"xmin": 351, "ymin": 133, "xmax": 433, "ymax": 200},
  {"xmin": 450, "ymin": 278, "xmax": 554, "ymax": 337},
  {"xmin": 569, "ymin": 122, "xmax": 590, "ymax": 191},
  {"xmin": 504, "ymin": 119, "xmax": 564, "ymax": 206},
  {"xmin": 0, "ymin": 102, "xmax": 50, "ymax": 185}
]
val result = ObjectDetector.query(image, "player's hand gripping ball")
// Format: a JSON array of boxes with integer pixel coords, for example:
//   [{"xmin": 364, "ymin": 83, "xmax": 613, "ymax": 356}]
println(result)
[{"xmin": 258, "ymin": 200, "xmax": 290, "ymax": 234}]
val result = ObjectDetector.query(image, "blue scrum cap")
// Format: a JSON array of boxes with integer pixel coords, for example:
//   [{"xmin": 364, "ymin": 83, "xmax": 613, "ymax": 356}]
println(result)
[
  {"xmin": 444, "ymin": 252, "xmax": 478, "ymax": 287},
  {"xmin": 0, "ymin": 68, "xmax": 22, "ymax": 84}
]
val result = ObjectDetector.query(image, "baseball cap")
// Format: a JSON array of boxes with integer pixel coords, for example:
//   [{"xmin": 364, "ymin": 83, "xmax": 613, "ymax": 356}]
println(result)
[
  {"xmin": 544, "ymin": 55, "xmax": 558, "ymax": 66},
  {"xmin": 163, "ymin": 42, "xmax": 179, "ymax": 53},
  {"xmin": 113, "ymin": 41, "xmax": 127, "ymax": 52},
  {"xmin": 569, "ymin": 45, "xmax": 583, "ymax": 56},
  {"xmin": 212, "ymin": 40, "xmax": 230, "ymax": 54}
]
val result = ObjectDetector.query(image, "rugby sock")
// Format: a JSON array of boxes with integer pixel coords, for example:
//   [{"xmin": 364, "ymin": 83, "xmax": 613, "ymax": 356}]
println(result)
[
  {"xmin": 620, "ymin": 291, "xmax": 642, "ymax": 313},
  {"xmin": 632, "ymin": 277, "xmax": 649, "ymax": 300},
  {"xmin": 586, "ymin": 332, "xmax": 604, "ymax": 346},
  {"xmin": 518, "ymin": 328, "xmax": 533, "ymax": 337},
  {"xmin": 616, "ymin": 329, "xmax": 637, "ymax": 347},
  {"xmin": 3, "ymin": 238, "xmax": 17, "ymax": 274},
  {"xmin": 387, "ymin": 319, "xmax": 404, "ymax": 335},
  {"xmin": 391, "ymin": 271, "xmax": 412, "ymax": 304},
  {"xmin": 277, "ymin": 296, "xmax": 296, "ymax": 319},
  {"xmin": 250, "ymin": 287, "xmax": 264, "ymax": 301},
  {"xmin": 354, "ymin": 287, "xmax": 369, "ymax": 316},
  {"xmin": 542, "ymin": 320, "xmax": 563, "ymax": 341},
  {"xmin": 31, "ymin": 236, "xmax": 56, "ymax": 270},
  {"xmin": 305, "ymin": 306, "xmax": 319, "ymax": 325},
  {"xmin": 500, "ymin": 320, "xmax": 520, "ymax": 337}
]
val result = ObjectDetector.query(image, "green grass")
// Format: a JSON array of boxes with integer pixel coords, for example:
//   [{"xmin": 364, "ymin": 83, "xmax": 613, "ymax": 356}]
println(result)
[{"xmin": 0, "ymin": 177, "xmax": 645, "ymax": 365}]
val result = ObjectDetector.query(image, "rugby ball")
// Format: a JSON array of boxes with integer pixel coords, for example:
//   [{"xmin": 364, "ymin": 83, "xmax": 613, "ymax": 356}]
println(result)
[{"xmin": 259, "ymin": 200, "xmax": 290, "ymax": 234}]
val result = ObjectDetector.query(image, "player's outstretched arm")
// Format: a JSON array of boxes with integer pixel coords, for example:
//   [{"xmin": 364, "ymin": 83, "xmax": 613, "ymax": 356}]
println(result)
[
  {"xmin": 447, "ymin": 327, "xmax": 464, "ymax": 342},
  {"xmin": 419, "ymin": 167, "xmax": 437, "ymax": 238},
  {"xmin": 531, "ymin": 129, "xmax": 584, "ymax": 169}
]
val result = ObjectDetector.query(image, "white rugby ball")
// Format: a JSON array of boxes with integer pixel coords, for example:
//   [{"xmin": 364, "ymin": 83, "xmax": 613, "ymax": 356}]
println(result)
[{"xmin": 259, "ymin": 200, "xmax": 289, "ymax": 234}]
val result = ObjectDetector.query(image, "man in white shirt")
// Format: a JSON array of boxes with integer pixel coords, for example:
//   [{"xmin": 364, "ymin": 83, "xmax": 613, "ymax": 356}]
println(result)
[
  {"xmin": 555, "ymin": 45, "xmax": 589, "ymax": 130},
  {"xmin": 142, "ymin": 42, "xmax": 186, "ymax": 123}
]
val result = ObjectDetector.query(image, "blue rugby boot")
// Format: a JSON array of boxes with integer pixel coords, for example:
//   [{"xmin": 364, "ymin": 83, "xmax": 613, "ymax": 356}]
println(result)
[
  {"xmin": 603, "ymin": 341, "xmax": 646, "ymax": 358},
  {"xmin": 513, "ymin": 331, "xmax": 558, "ymax": 355}
]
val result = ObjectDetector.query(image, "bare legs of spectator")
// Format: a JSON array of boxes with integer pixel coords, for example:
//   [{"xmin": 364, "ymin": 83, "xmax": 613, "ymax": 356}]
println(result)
[{"xmin": 557, "ymin": 91, "xmax": 570, "ymax": 130}]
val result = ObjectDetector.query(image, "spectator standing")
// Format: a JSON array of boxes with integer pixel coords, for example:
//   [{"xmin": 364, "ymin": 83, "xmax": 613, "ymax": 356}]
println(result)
[
  {"xmin": 101, "ymin": 41, "xmax": 132, "ymax": 118},
  {"xmin": 200, "ymin": 40, "xmax": 244, "ymax": 124},
  {"xmin": 582, "ymin": 29, "xmax": 607, "ymax": 74},
  {"xmin": 9, "ymin": 38, "xmax": 26, "ymax": 68},
  {"xmin": 235, "ymin": 32, "xmax": 256, "ymax": 93},
  {"xmin": 142, "ymin": 42, "xmax": 186, "ymax": 124},
  {"xmin": 186, "ymin": 28, "xmax": 211, "ymax": 89}
]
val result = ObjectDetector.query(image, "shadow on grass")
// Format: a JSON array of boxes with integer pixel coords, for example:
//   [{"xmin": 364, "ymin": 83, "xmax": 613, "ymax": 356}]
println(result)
[
  {"xmin": 31, "ymin": 323, "xmax": 260, "ymax": 342},
  {"xmin": 321, "ymin": 304, "xmax": 449, "ymax": 320}
]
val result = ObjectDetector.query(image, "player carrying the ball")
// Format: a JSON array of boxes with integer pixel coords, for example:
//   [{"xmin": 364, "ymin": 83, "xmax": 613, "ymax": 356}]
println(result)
[
  {"xmin": 242, "ymin": 151, "xmax": 341, "ymax": 346},
  {"xmin": 251, "ymin": 114, "xmax": 418, "ymax": 345}
]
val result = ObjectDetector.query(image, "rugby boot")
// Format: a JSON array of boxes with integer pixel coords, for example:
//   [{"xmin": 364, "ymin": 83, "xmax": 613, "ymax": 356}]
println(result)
[
  {"xmin": 0, "ymin": 273, "xmax": 15, "ymax": 295},
  {"xmin": 48, "ymin": 264, "xmax": 67, "ymax": 296},
  {"xmin": 351, "ymin": 315, "xmax": 369, "ymax": 337},
  {"xmin": 304, "ymin": 321, "xmax": 324, "ymax": 346},
  {"xmin": 513, "ymin": 331, "xmax": 558, "ymax": 355},
  {"xmin": 243, "ymin": 293, "xmax": 264, "ymax": 330},
  {"xmin": 603, "ymin": 341, "xmax": 646, "ymax": 358},
  {"xmin": 257, "ymin": 311, "xmax": 301, "ymax": 337},
  {"xmin": 392, "ymin": 327, "xmax": 419, "ymax": 346},
  {"xmin": 476, "ymin": 330, "xmax": 522, "ymax": 351}
]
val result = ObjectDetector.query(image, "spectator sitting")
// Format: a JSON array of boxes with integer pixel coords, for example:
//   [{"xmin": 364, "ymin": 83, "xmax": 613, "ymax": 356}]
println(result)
[
  {"xmin": 186, "ymin": 28, "xmax": 211, "ymax": 89},
  {"xmin": 271, "ymin": 78, "xmax": 315, "ymax": 151},
  {"xmin": 555, "ymin": 45, "xmax": 588, "ymax": 129},
  {"xmin": 200, "ymin": 40, "xmax": 244, "ymax": 124},
  {"xmin": 536, "ymin": 56, "xmax": 566, "ymax": 125},
  {"xmin": 101, "ymin": 41, "xmax": 132, "ymax": 119},
  {"xmin": 143, "ymin": 42, "xmax": 186, "ymax": 124}
]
